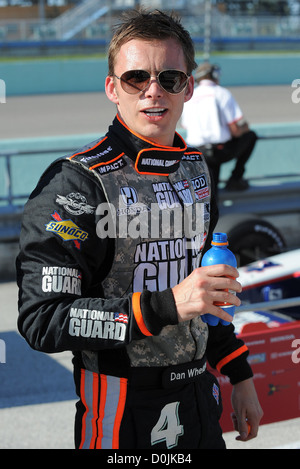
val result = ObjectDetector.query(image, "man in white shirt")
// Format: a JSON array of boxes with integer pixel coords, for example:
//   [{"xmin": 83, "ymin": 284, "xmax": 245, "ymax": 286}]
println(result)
[{"xmin": 182, "ymin": 63, "xmax": 257, "ymax": 192}]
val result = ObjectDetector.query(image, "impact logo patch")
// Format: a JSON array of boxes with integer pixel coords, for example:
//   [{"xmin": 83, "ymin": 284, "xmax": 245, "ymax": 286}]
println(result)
[
  {"xmin": 96, "ymin": 157, "xmax": 126, "ymax": 175},
  {"xmin": 45, "ymin": 211, "xmax": 89, "ymax": 249}
]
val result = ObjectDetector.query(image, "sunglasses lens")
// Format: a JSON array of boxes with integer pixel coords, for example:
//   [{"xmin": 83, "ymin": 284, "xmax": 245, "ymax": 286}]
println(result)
[
  {"xmin": 159, "ymin": 70, "xmax": 188, "ymax": 94},
  {"xmin": 120, "ymin": 70, "xmax": 151, "ymax": 94},
  {"xmin": 118, "ymin": 70, "xmax": 189, "ymax": 94}
]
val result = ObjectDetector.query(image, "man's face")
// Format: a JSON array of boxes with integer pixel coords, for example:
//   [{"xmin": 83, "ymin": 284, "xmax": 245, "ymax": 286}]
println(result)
[{"xmin": 105, "ymin": 37, "xmax": 194, "ymax": 147}]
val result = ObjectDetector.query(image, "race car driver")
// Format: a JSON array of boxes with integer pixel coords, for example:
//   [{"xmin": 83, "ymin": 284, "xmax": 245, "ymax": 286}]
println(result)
[{"xmin": 16, "ymin": 9, "xmax": 263, "ymax": 449}]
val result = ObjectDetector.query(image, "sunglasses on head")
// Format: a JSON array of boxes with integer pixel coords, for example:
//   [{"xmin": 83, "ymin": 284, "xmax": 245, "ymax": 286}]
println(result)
[{"xmin": 114, "ymin": 69, "xmax": 190, "ymax": 95}]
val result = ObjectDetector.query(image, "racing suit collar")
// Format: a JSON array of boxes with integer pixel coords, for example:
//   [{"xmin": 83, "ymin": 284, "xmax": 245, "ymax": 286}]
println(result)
[{"xmin": 107, "ymin": 114, "xmax": 187, "ymax": 176}]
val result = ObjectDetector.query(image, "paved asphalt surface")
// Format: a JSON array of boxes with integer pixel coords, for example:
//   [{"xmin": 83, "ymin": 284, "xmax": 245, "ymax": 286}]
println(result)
[{"xmin": 1, "ymin": 86, "xmax": 300, "ymax": 450}]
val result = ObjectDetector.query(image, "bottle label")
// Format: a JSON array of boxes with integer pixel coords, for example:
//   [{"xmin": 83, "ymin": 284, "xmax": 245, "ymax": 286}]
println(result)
[{"xmin": 213, "ymin": 276, "xmax": 236, "ymax": 308}]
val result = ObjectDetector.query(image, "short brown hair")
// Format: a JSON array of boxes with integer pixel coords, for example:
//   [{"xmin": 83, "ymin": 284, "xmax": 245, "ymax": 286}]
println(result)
[{"xmin": 108, "ymin": 9, "xmax": 197, "ymax": 76}]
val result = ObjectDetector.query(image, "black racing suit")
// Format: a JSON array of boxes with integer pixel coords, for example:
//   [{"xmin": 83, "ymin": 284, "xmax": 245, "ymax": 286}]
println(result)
[{"xmin": 17, "ymin": 115, "xmax": 253, "ymax": 449}]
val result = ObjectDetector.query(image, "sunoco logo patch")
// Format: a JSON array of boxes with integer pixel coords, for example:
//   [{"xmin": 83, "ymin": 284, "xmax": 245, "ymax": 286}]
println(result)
[{"xmin": 45, "ymin": 211, "xmax": 88, "ymax": 249}]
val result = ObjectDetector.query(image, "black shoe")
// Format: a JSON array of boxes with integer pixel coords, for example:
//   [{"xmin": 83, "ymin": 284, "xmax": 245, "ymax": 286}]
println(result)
[{"xmin": 225, "ymin": 178, "xmax": 249, "ymax": 191}]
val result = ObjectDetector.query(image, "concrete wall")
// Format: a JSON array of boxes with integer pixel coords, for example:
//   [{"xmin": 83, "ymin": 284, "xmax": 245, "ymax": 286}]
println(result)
[
  {"xmin": 1, "ymin": 53, "xmax": 299, "ymax": 96},
  {"xmin": 2, "ymin": 58, "xmax": 108, "ymax": 96}
]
